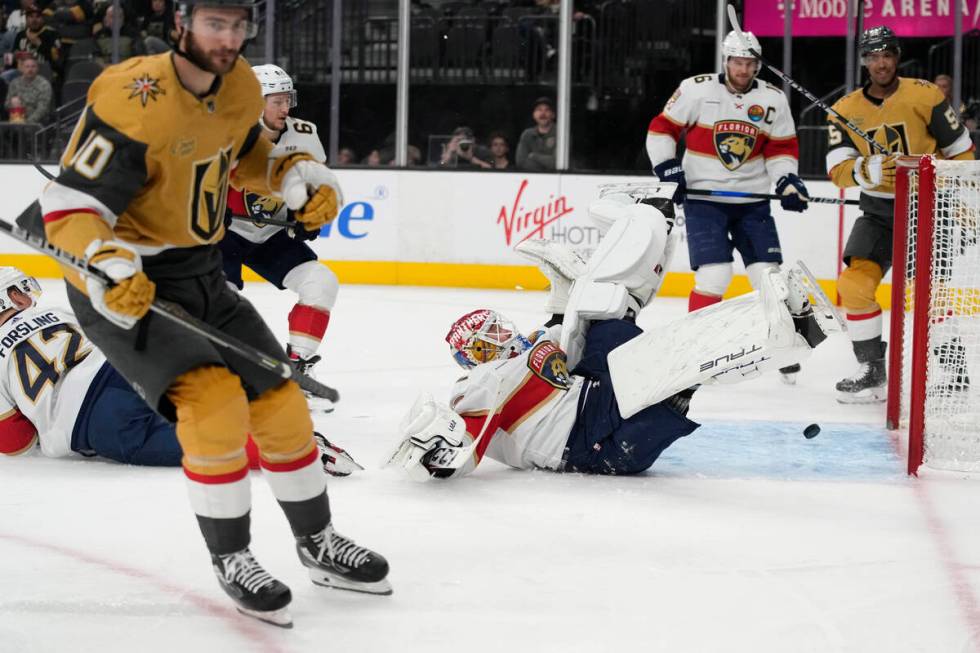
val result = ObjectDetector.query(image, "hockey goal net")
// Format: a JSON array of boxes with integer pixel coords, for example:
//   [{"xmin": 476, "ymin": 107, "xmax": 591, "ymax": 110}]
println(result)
[{"xmin": 888, "ymin": 156, "xmax": 980, "ymax": 475}]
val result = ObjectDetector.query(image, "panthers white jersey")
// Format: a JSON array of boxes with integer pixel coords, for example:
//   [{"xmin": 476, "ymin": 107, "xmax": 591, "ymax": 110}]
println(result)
[
  {"xmin": 0, "ymin": 306, "xmax": 105, "ymax": 457},
  {"xmin": 647, "ymin": 73, "xmax": 799, "ymax": 202},
  {"xmin": 227, "ymin": 117, "xmax": 327, "ymax": 243},
  {"xmin": 449, "ymin": 326, "xmax": 584, "ymax": 471}
]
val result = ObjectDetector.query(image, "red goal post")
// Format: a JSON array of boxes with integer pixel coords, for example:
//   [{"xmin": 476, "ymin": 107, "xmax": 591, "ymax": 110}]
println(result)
[{"xmin": 887, "ymin": 155, "xmax": 980, "ymax": 475}]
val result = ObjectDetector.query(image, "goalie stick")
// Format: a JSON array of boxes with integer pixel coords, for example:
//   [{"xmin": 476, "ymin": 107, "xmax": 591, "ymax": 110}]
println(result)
[
  {"xmin": 726, "ymin": 4, "xmax": 888, "ymax": 155},
  {"xmin": 31, "ymin": 163, "xmax": 297, "ymax": 229},
  {"xmin": 686, "ymin": 189, "xmax": 859, "ymax": 206},
  {"xmin": 0, "ymin": 217, "xmax": 340, "ymax": 403}
]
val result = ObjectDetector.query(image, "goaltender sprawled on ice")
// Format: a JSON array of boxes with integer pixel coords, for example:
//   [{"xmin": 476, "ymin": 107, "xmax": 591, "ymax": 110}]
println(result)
[{"xmin": 385, "ymin": 183, "xmax": 840, "ymax": 481}]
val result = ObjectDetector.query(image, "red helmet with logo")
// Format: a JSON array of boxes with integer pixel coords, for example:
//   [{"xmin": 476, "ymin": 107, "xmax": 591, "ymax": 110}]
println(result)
[{"xmin": 446, "ymin": 309, "xmax": 531, "ymax": 369}]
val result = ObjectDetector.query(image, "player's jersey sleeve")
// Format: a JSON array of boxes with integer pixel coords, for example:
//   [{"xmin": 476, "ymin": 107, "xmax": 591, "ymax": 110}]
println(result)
[
  {"xmin": 448, "ymin": 366, "xmax": 504, "ymax": 473},
  {"xmin": 0, "ymin": 386, "xmax": 37, "ymax": 456},
  {"xmin": 762, "ymin": 88, "xmax": 799, "ymax": 181},
  {"xmin": 40, "ymin": 73, "xmax": 152, "ymax": 261},
  {"xmin": 926, "ymin": 94, "xmax": 975, "ymax": 159},
  {"xmin": 825, "ymin": 94, "xmax": 864, "ymax": 189},
  {"xmin": 646, "ymin": 76, "xmax": 702, "ymax": 168}
]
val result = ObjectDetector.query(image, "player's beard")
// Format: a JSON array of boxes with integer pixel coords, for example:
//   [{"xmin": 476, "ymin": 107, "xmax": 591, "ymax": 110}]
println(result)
[{"xmin": 184, "ymin": 30, "xmax": 239, "ymax": 76}]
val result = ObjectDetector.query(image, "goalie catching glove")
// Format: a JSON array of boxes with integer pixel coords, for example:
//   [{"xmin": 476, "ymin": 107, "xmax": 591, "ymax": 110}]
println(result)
[
  {"xmin": 384, "ymin": 393, "xmax": 474, "ymax": 481},
  {"xmin": 281, "ymin": 160, "xmax": 345, "ymax": 232},
  {"xmin": 83, "ymin": 239, "xmax": 156, "ymax": 329}
]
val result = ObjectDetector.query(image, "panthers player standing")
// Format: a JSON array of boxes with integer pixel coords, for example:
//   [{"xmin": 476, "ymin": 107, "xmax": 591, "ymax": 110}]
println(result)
[
  {"xmin": 38, "ymin": 0, "xmax": 389, "ymax": 627},
  {"xmin": 223, "ymin": 64, "xmax": 339, "ymax": 409},
  {"xmin": 646, "ymin": 30, "xmax": 809, "ymax": 384},
  {"xmin": 826, "ymin": 26, "xmax": 974, "ymax": 403}
]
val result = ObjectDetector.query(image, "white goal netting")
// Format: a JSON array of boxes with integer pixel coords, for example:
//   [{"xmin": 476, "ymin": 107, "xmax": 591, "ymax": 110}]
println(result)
[{"xmin": 897, "ymin": 159, "xmax": 980, "ymax": 472}]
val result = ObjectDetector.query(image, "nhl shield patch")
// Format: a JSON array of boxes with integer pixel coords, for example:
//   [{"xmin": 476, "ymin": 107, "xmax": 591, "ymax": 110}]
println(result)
[
  {"xmin": 713, "ymin": 120, "xmax": 759, "ymax": 171},
  {"xmin": 527, "ymin": 341, "xmax": 571, "ymax": 390}
]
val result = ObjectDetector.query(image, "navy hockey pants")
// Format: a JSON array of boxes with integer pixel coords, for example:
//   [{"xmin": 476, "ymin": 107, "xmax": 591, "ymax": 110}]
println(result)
[{"xmin": 562, "ymin": 320, "xmax": 699, "ymax": 475}]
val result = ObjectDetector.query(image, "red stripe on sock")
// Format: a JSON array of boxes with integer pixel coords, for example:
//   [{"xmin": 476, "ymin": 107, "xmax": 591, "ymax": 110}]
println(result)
[
  {"xmin": 244, "ymin": 435, "xmax": 260, "ymax": 470},
  {"xmin": 688, "ymin": 290, "xmax": 723, "ymax": 313},
  {"xmin": 847, "ymin": 309, "xmax": 882, "ymax": 321},
  {"xmin": 183, "ymin": 464, "xmax": 250, "ymax": 485},
  {"xmin": 259, "ymin": 447, "xmax": 320, "ymax": 473},
  {"xmin": 288, "ymin": 304, "xmax": 330, "ymax": 341}
]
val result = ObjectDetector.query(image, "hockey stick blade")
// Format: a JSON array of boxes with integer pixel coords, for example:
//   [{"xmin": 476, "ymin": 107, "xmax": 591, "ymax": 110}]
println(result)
[
  {"xmin": 725, "ymin": 4, "xmax": 887, "ymax": 154},
  {"xmin": 0, "ymin": 218, "xmax": 339, "ymax": 403}
]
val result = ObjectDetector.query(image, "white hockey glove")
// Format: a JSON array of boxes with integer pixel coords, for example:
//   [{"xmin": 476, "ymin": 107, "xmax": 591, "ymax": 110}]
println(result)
[
  {"xmin": 515, "ymin": 239, "xmax": 589, "ymax": 314},
  {"xmin": 313, "ymin": 432, "xmax": 364, "ymax": 477},
  {"xmin": 281, "ymin": 160, "xmax": 345, "ymax": 232},
  {"xmin": 853, "ymin": 154, "xmax": 897, "ymax": 191},
  {"xmin": 383, "ymin": 393, "xmax": 472, "ymax": 481},
  {"xmin": 83, "ymin": 239, "xmax": 155, "ymax": 330}
]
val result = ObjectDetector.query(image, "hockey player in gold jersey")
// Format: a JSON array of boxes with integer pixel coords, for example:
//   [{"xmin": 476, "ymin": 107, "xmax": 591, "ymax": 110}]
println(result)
[
  {"xmin": 825, "ymin": 26, "xmax": 974, "ymax": 404},
  {"xmin": 38, "ymin": 0, "xmax": 389, "ymax": 627}
]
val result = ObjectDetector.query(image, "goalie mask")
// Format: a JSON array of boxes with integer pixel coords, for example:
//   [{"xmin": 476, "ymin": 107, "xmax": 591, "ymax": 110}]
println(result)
[
  {"xmin": 446, "ymin": 309, "xmax": 531, "ymax": 369},
  {"xmin": 0, "ymin": 267, "xmax": 41, "ymax": 314}
]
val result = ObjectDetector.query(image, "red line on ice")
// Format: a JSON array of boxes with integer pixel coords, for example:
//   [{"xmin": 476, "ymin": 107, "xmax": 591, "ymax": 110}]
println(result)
[{"xmin": 0, "ymin": 531, "xmax": 290, "ymax": 652}]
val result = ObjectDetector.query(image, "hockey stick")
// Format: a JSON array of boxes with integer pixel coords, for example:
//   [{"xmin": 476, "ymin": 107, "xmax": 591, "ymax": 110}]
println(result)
[
  {"xmin": 30, "ymin": 164, "xmax": 298, "ymax": 229},
  {"xmin": 686, "ymin": 188, "xmax": 860, "ymax": 206},
  {"xmin": 0, "ymin": 218, "xmax": 339, "ymax": 403},
  {"xmin": 726, "ymin": 4, "xmax": 888, "ymax": 155}
]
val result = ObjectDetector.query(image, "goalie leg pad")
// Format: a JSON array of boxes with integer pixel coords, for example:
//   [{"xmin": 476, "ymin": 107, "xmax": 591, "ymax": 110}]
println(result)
[{"xmin": 608, "ymin": 268, "xmax": 814, "ymax": 418}]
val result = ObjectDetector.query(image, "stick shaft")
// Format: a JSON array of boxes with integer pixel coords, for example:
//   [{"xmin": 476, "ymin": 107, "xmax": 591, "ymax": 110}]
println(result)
[{"xmin": 686, "ymin": 188, "xmax": 859, "ymax": 206}]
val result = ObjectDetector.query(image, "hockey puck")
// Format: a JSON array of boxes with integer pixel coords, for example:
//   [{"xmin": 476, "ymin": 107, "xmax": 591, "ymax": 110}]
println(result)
[{"xmin": 803, "ymin": 423, "xmax": 821, "ymax": 439}]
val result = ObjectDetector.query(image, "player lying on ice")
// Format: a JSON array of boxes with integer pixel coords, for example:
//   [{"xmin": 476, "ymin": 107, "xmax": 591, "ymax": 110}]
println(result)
[
  {"xmin": 385, "ymin": 183, "xmax": 839, "ymax": 480},
  {"xmin": 0, "ymin": 266, "xmax": 360, "ymax": 475}
]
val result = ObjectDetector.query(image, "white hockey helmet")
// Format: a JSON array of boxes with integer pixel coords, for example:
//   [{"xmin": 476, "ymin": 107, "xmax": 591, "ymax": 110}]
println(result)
[
  {"xmin": 721, "ymin": 29, "xmax": 761, "ymax": 61},
  {"xmin": 253, "ymin": 64, "xmax": 297, "ymax": 107},
  {"xmin": 446, "ymin": 309, "xmax": 531, "ymax": 369},
  {"xmin": 0, "ymin": 266, "xmax": 41, "ymax": 314}
]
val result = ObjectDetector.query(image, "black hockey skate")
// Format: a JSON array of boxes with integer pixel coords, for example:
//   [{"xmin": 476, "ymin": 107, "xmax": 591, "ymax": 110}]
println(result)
[
  {"xmin": 288, "ymin": 344, "xmax": 335, "ymax": 413},
  {"xmin": 296, "ymin": 524, "xmax": 392, "ymax": 595},
  {"xmin": 212, "ymin": 548, "xmax": 293, "ymax": 628},
  {"xmin": 836, "ymin": 357, "xmax": 887, "ymax": 404}
]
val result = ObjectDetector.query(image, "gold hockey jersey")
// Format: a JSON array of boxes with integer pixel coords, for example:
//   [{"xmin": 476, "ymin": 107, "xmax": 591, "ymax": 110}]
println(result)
[
  {"xmin": 40, "ymin": 52, "xmax": 311, "ymax": 265},
  {"xmin": 825, "ymin": 77, "xmax": 974, "ymax": 212}
]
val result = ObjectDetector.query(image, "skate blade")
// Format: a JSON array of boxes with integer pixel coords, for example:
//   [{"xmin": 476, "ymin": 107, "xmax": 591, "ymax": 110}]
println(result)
[
  {"xmin": 794, "ymin": 261, "xmax": 847, "ymax": 334},
  {"xmin": 835, "ymin": 389, "xmax": 887, "ymax": 404},
  {"xmin": 309, "ymin": 569, "xmax": 393, "ymax": 596},
  {"xmin": 236, "ymin": 605, "xmax": 293, "ymax": 628}
]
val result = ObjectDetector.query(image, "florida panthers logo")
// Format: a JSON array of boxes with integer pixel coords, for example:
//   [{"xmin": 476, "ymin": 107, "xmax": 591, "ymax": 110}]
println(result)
[
  {"xmin": 713, "ymin": 120, "xmax": 759, "ymax": 171},
  {"xmin": 527, "ymin": 341, "xmax": 571, "ymax": 390},
  {"xmin": 245, "ymin": 192, "xmax": 285, "ymax": 225}
]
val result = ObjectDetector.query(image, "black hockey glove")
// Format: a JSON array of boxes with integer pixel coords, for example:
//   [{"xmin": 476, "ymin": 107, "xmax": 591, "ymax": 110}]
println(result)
[
  {"xmin": 775, "ymin": 174, "xmax": 810, "ymax": 213},
  {"xmin": 652, "ymin": 158, "xmax": 687, "ymax": 204},
  {"xmin": 287, "ymin": 210, "xmax": 322, "ymax": 241}
]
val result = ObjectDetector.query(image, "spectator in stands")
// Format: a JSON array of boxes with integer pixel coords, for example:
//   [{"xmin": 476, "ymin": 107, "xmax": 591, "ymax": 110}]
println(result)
[
  {"xmin": 42, "ymin": 0, "xmax": 92, "ymax": 59},
  {"xmin": 4, "ymin": 54, "xmax": 51, "ymax": 123},
  {"xmin": 137, "ymin": 0, "xmax": 175, "ymax": 49},
  {"xmin": 92, "ymin": 3, "xmax": 144, "ymax": 61},
  {"xmin": 4, "ymin": 0, "xmax": 31, "ymax": 34},
  {"xmin": 516, "ymin": 96, "xmax": 556, "ymax": 171},
  {"xmin": 9, "ymin": 5, "xmax": 62, "ymax": 76},
  {"xmin": 362, "ymin": 149, "xmax": 382, "ymax": 166},
  {"xmin": 336, "ymin": 147, "xmax": 356, "ymax": 165},
  {"xmin": 439, "ymin": 125, "xmax": 492, "ymax": 169},
  {"xmin": 487, "ymin": 131, "xmax": 511, "ymax": 169}
]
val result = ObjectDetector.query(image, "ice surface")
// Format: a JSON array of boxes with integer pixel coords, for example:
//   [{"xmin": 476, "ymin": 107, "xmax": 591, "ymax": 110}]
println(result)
[{"xmin": 1, "ymin": 281, "xmax": 979, "ymax": 653}]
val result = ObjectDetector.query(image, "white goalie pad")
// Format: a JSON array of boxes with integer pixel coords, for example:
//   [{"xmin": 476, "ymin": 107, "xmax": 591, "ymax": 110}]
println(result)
[
  {"xmin": 608, "ymin": 269, "xmax": 815, "ymax": 419},
  {"xmin": 560, "ymin": 192, "xmax": 673, "ymax": 368}
]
